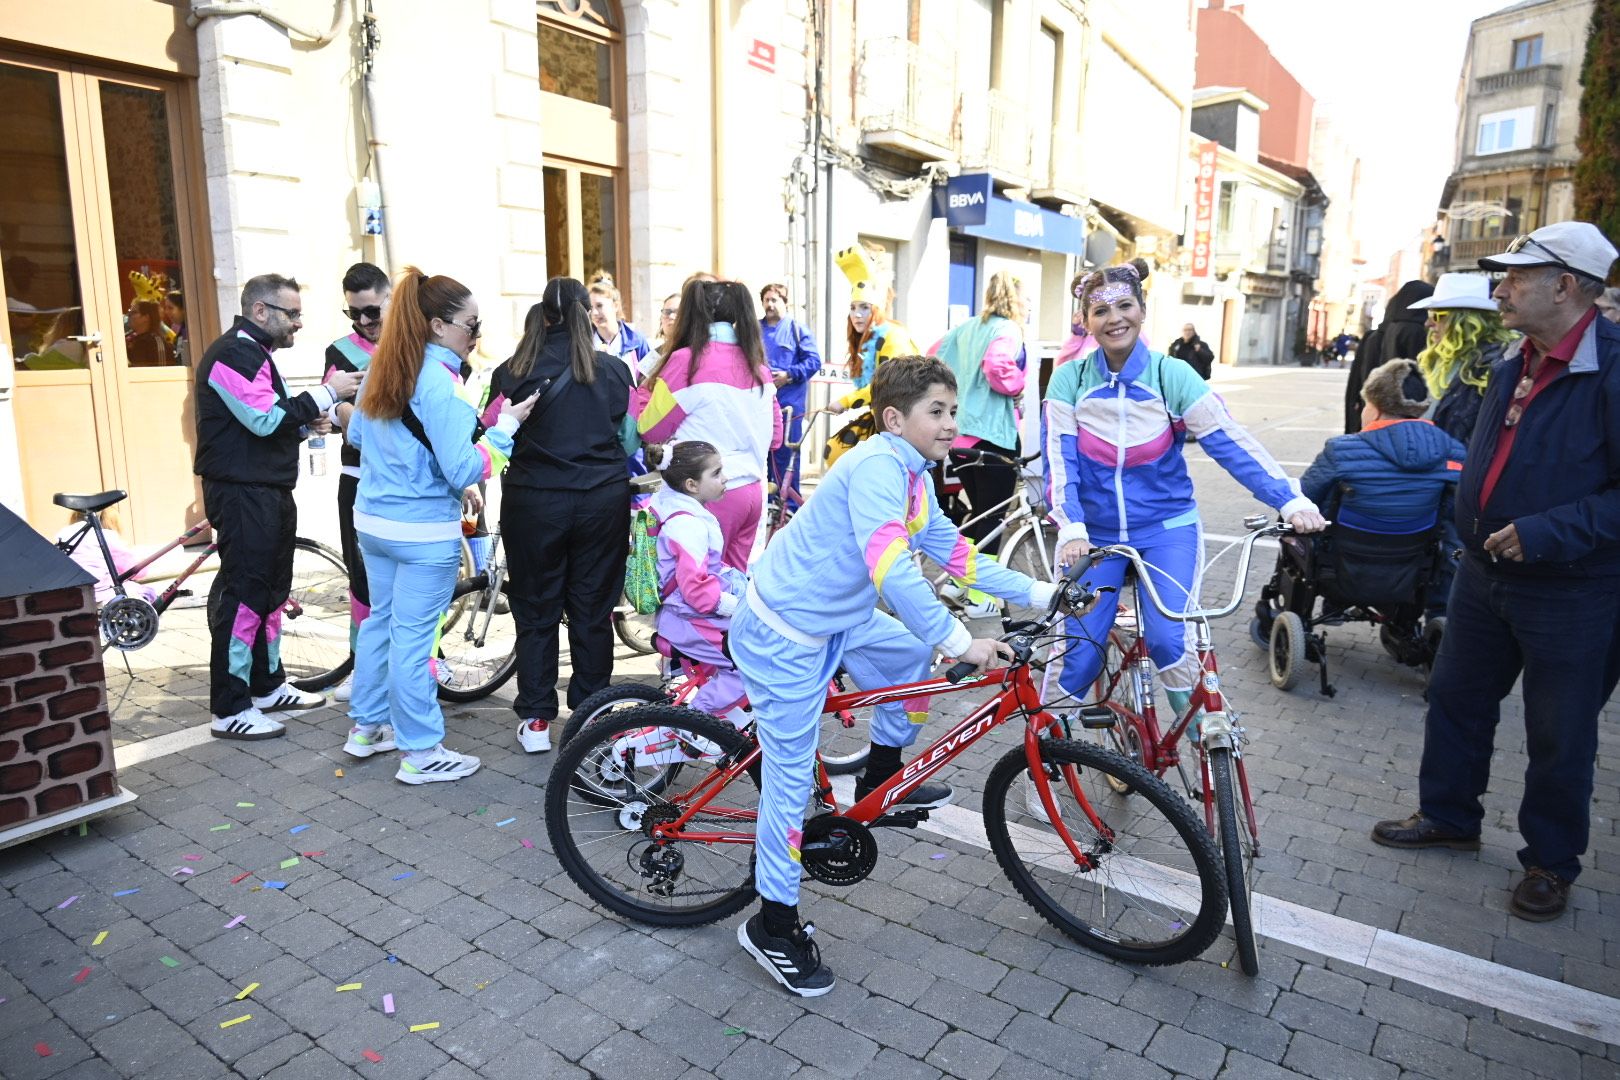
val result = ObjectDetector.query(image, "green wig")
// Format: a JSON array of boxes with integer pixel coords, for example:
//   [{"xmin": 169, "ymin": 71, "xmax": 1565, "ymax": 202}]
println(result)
[{"xmin": 1415, "ymin": 310, "xmax": 1518, "ymax": 399}]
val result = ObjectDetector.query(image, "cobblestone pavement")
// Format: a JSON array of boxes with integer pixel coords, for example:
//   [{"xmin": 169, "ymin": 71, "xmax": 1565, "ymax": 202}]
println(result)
[{"xmin": 2, "ymin": 366, "xmax": 1616, "ymax": 1079}]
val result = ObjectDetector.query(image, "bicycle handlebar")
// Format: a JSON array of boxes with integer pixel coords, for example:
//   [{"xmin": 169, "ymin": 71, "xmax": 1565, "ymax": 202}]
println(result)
[
  {"xmin": 943, "ymin": 543, "xmax": 1100, "ymax": 683},
  {"xmin": 1085, "ymin": 520, "xmax": 1297, "ymax": 623}
]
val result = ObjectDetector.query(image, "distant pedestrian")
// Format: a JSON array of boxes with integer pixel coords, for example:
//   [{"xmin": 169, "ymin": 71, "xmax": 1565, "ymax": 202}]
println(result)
[
  {"xmin": 1345, "ymin": 279, "xmax": 1433, "ymax": 433},
  {"xmin": 759, "ymin": 282, "xmax": 822, "ymax": 498},
  {"xmin": 1167, "ymin": 322, "xmax": 1215, "ymax": 380},
  {"xmin": 345, "ymin": 268, "xmax": 531, "ymax": 783},
  {"xmin": 485, "ymin": 278, "xmax": 638, "ymax": 754},
  {"xmin": 193, "ymin": 274, "xmax": 362, "ymax": 740},
  {"xmin": 1373, "ymin": 221, "xmax": 1620, "ymax": 923}
]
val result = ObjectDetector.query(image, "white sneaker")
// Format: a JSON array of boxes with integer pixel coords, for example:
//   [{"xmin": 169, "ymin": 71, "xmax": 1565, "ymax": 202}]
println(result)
[
  {"xmin": 433, "ymin": 659, "xmax": 460, "ymax": 692},
  {"xmin": 344, "ymin": 723, "xmax": 397, "ymax": 758},
  {"xmin": 253, "ymin": 682, "xmax": 327, "ymax": 715},
  {"xmin": 517, "ymin": 719, "xmax": 552, "ymax": 754},
  {"xmin": 210, "ymin": 707, "xmax": 285, "ymax": 741},
  {"xmin": 612, "ymin": 726, "xmax": 722, "ymax": 767},
  {"xmin": 963, "ymin": 597, "xmax": 1001, "ymax": 620},
  {"xmin": 1024, "ymin": 774, "xmax": 1063, "ymax": 829},
  {"xmin": 395, "ymin": 745, "xmax": 482, "ymax": 785},
  {"xmin": 331, "ymin": 674, "xmax": 354, "ymax": 702}
]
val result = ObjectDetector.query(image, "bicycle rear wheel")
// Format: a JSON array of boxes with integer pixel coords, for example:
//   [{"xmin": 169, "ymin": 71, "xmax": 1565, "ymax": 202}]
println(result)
[
  {"xmin": 1003, "ymin": 520, "xmax": 1055, "ymax": 624},
  {"xmin": 436, "ymin": 578, "xmax": 517, "ymax": 702},
  {"xmin": 559, "ymin": 681, "xmax": 669, "ymax": 747},
  {"xmin": 614, "ymin": 602, "xmax": 657, "ymax": 655},
  {"xmin": 1208, "ymin": 746, "xmax": 1260, "ymax": 975},
  {"xmin": 982, "ymin": 738, "xmax": 1227, "ymax": 966},
  {"xmin": 546, "ymin": 704, "xmax": 759, "ymax": 926},
  {"xmin": 820, "ymin": 673, "xmax": 871, "ymax": 776},
  {"xmin": 283, "ymin": 538, "xmax": 354, "ymax": 692}
]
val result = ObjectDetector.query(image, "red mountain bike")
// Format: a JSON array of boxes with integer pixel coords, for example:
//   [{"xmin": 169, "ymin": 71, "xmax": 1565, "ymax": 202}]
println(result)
[
  {"xmin": 1082, "ymin": 515, "xmax": 1289, "ymax": 975},
  {"xmin": 546, "ymin": 562, "xmax": 1232, "ymax": 967}
]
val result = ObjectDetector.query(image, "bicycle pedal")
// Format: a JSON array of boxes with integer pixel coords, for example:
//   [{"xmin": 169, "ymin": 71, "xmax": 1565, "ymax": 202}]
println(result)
[
  {"xmin": 872, "ymin": 810, "xmax": 928, "ymax": 829},
  {"xmin": 1077, "ymin": 706, "xmax": 1116, "ymax": 730}
]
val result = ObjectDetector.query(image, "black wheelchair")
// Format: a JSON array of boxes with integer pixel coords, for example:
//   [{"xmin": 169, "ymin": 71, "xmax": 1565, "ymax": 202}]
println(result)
[{"xmin": 1249, "ymin": 502, "xmax": 1450, "ymax": 696}]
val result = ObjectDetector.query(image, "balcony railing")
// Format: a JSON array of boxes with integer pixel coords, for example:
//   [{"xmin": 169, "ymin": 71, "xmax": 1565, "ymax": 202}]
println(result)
[
  {"xmin": 960, "ymin": 89, "xmax": 1032, "ymax": 183},
  {"xmin": 1446, "ymin": 236, "xmax": 1512, "ymax": 263},
  {"xmin": 1476, "ymin": 64, "xmax": 1562, "ymax": 94},
  {"xmin": 1036, "ymin": 135, "xmax": 1085, "ymax": 200},
  {"xmin": 858, "ymin": 37, "xmax": 957, "ymax": 159}
]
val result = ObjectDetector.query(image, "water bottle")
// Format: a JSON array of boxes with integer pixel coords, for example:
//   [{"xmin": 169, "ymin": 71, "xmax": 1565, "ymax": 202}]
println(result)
[{"xmin": 308, "ymin": 434, "xmax": 327, "ymax": 476}]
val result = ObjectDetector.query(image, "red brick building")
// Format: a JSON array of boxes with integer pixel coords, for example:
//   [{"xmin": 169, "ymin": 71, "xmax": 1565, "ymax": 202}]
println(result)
[{"xmin": 1195, "ymin": 0, "xmax": 1315, "ymax": 169}]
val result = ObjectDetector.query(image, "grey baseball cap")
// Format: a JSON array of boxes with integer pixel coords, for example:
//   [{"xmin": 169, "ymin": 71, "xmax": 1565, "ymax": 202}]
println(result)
[{"xmin": 1478, "ymin": 221, "xmax": 1618, "ymax": 281}]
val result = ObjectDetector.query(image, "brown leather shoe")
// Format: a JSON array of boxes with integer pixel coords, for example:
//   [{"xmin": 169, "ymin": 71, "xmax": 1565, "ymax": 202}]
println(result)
[
  {"xmin": 1509, "ymin": 868, "xmax": 1570, "ymax": 922},
  {"xmin": 1370, "ymin": 812, "xmax": 1481, "ymax": 850}
]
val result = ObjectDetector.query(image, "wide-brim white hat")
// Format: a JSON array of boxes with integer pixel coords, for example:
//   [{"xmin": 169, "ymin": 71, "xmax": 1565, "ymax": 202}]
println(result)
[{"xmin": 1409, "ymin": 273, "xmax": 1498, "ymax": 311}]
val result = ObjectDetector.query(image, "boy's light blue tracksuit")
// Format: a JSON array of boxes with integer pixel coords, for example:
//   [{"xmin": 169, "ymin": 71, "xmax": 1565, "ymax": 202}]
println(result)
[
  {"xmin": 345, "ymin": 344, "xmax": 518, "ymax": 751},
  {"xmin": 1043, "ymin": 343, "xmax": 1315, "ymax": 698},
  {"xmin": 731, "ymin": 432, "xmax": 1055, "ymax": 908}
]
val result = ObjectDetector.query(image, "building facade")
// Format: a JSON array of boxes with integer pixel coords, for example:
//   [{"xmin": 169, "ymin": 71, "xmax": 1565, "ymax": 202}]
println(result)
[
  {"xmin": 1434, "ymin": 0, "xmax": 1594, "ymax": 274},
  {"xmin": 1, "ymin": 0, "xmax": 1202, "ymax": 539}
]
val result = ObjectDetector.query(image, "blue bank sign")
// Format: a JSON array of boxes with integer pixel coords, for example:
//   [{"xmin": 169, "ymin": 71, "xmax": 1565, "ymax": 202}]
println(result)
[{"xmin": 934, "ymin": 173, "xmax": 1085, "ymax": 255}]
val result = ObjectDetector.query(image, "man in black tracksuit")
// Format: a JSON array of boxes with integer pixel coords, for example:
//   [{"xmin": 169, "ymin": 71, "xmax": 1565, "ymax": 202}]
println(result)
[
  {"xmin": 323, "ymin": 262, "xmax": 391, "ymax": 700},
  {"xmin": 194, "ymin": 274, "xmax": 362, "ymax": 738}
]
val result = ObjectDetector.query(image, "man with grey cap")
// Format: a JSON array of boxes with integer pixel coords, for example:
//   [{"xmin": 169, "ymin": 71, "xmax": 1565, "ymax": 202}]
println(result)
[{"xmin": 1374, "ymin": 220, "xmax": 1620, "ymax": 923}]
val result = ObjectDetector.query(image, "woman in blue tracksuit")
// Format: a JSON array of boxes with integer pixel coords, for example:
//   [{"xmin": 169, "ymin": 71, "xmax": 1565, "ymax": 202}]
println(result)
[
  {"xmin": 345, "ymin": 267, "xmax": 535, "ymax": 784},
  {"xmin": 1045, "ymin": 264, "xmax": 1324, "ymax": 713}
]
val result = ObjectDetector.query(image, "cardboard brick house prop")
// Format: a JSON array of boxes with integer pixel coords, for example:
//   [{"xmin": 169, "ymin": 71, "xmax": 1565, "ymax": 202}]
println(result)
[{"xmin": 0, "ymin": 502, "xmax": 134, "ymax": 848}]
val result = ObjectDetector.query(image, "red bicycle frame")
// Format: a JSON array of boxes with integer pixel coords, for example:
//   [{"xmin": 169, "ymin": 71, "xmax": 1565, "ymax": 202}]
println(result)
[{"xmin": 642, "ymin": 662, "xmax": 1109, "ymax": 872}]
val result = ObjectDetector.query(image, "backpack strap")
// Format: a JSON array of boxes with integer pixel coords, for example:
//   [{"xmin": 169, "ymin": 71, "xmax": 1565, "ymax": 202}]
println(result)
[{"xmin": 399, "ymin": 405, "xmax": 486, "ymax": 457}]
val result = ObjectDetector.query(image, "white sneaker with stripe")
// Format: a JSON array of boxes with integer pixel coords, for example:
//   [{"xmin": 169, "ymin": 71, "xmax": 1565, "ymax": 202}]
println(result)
[
  {"xmin": 344, "ymin": 723, "xmax": 398, "ymax": 758},
  {"xmin": 252, "ymin": 682, "xmax": 327, "ymax": 715},
  {"xmin": 395, "ymin": 744, "xmax": 481, "ymax": 785},
  {"xmin": 210, "ymin": 707, "xmax": 286, "ymax": 741}
]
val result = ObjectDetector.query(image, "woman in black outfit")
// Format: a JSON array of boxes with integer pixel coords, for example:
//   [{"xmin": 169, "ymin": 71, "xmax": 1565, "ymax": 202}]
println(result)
[{"xmin": 482, "ymin": 277, "xmax": 638, "ymax": 753}]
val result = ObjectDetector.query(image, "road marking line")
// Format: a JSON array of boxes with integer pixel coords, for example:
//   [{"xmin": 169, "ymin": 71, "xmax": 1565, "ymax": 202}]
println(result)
[
  {"xmin": 114, "ymin": 723, "xmax": 215, "ymax": 769},
  {"xmin": 828, "ymin": 776, "xmax": 1620, "ymax": 1045}
]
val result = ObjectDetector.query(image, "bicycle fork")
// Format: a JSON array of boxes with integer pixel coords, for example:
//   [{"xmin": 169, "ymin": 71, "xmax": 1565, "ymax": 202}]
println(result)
[{"xmin": 463, "ymin": 562, "xmax": 506, "ymax": 647}]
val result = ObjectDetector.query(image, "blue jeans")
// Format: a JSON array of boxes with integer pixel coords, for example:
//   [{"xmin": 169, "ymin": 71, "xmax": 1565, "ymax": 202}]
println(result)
[
  {"xmin": 350, "ymin": 532, "xmax": 462, "ymax": 752},
  {"xmin": 1419, "ymin": 554, "xmax": 1620, "ymax": 881}
]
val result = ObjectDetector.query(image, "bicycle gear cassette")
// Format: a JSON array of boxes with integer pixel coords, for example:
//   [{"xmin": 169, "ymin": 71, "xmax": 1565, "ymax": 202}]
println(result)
[
  {"xmin": 799, "ymin": 814, "xmax": 878, "ymax": 886},
  {"xmin": 100, "ymin": 595, "xmax": 160, "ymax": 651}
]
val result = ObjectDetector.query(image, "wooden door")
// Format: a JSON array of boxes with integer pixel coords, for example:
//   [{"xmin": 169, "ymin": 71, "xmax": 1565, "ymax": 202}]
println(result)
[{"xmin": 1, "ymin": 53, "xmax": 207, "ymax": 545}]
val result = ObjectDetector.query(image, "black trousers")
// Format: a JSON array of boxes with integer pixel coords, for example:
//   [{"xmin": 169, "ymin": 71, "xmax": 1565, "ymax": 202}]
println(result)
[
  {"xmin": 953, "ymin": 440, "xmax": 1018, "ymax": 555},
  {"xmin": 502, "ymin": 480, "xmax": 630, "ymax": 720},
  {"xmin": 204, "ymin": 480, "xmax": 296, "ymax": 717},
  {"xmin": 336, "ymin": 473, "xmax": 371, "ymax": 654}
]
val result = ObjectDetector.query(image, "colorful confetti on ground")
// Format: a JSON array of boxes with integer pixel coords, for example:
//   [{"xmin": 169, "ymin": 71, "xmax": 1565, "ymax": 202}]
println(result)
[
  {"xmin": 362, "ymin": 1049, "xmax": 383, "ymax": 1063},
  {"xmin": 91, "ymin": 932, "xmax": 107, "ymax": 946},
  {"xmin": 224, "ymin": 915, "xmax": 245, "ymax": 929},
  {"xmin": 262, "ymin": 881, "xmax": 288, "ymax": 890},
  {"xmin": 236, "ymin": 802, "xmax": 255, "ymax": 808},
  {"xmin": 391, "ymin": 872, "xmax": 413, "ymax": 881},
  {"xmin": 72, "ymin": 968, "xmax": 90, "ymax": 984},
  {"xmin": 219, "ymin": 1015, "xmax": 251, "ymax": 1029},
  {"xmin": 335, "ymin": 983, "xmax": 362, "ymax": 992},
  {"xmin": 56, "ymin": 896, "xmax": 78, "ymax": 910},
  {"xmin": 229, "ymin": 872, "xmax": 251, "ymax": 884},
  {"xmin": 382, "ymin": 993, "xmax": 395, "ymax": 1015},
  {"xmin": 279, "ymin": 857, "xmax": 300, "ymax": 869},
  {"xmin": 181, "ymin": 854, "xmax": 204, "ymax": 861},
  {"xmin": 494, "ymin": 818, "xmax": 516, "ymax": 827},
  {"xmin": 209, "ymin": 824, "xmax": 231, "ymax": 832},
  {"xmin": 289, "ymin": 824, "xmax": 311, "ymax": 834},
  {"xmin": 235, "ymin": 982, "xmax": 258, "ymax": 1000},
  {"xmin": 159, "ymin": 956, "xmax": 181, "ymax": 968},
  {"xmin": 113, "ymin": 888, "xmax": 140, "ymax": 897},
  {"xmin": 408, "ymin": 1022, "xmax": 439, "ymax": 1033}
]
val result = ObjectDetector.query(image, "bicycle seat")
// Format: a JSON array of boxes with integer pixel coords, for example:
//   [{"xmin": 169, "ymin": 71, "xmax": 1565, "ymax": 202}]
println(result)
[{"xmin": 53, "ymin": 490, "xmax": 128, "ymax": 513}]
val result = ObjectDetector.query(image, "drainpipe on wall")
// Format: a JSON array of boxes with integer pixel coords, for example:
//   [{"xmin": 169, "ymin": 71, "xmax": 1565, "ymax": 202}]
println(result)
[
  {"xmin": 711, "ymin": 0, "xmax": 725, "ymax": 274},
  {"xmin": 186, "ymin": 0, "xmax": 345, "ymax": 42}
]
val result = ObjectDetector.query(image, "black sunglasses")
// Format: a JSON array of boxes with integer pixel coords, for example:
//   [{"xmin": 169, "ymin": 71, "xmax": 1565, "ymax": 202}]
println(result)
[{"xmin": 345, "ymin": 305, "xmax": 384, "ymax": 323}]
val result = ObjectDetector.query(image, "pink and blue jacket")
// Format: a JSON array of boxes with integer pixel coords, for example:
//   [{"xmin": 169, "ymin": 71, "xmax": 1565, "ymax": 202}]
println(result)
[
  {"xmin": 650, "ymin": 486, "xmax": 746, "ymax": 645},
  {"xmin": 1043, "ymin": 342, "xmax": 1313, "ymax": 546},
  {"xmin": 637, "ymin": 326, "xmax": 783, "ymax": 489}
]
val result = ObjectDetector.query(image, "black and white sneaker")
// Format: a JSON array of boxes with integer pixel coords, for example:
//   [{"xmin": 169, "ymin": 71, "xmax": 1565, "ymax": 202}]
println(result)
[
  {"xmin": 738, "ymin": 913, "xmax": 835, "ymax": 997},
  {"xmin": 210, "ymin": 707, "xmax": 286, "ymax": 741},
  {"xmin": 252, "ymin": 682, "xmax": 327, "ymax": 715}
]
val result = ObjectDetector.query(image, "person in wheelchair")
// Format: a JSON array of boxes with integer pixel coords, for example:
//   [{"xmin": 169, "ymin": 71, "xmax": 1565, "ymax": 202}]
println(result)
[{"xmin": 1261, "ymin": 359, "xmax": 1466, "ymax": 688}]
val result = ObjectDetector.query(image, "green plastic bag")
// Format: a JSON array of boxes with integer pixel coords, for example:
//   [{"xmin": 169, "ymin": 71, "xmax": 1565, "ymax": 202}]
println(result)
[{"xmin": 625, "ymin": 507, "xmax": 662, "ymax": 615}]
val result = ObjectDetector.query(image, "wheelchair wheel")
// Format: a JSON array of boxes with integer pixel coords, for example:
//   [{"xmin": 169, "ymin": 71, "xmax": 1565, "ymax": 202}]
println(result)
[
  {"xmin": 1248, "ymin": 616, "xmax": 1269, "ymax": 651},
  {"xmin": 1269, "ymin": 611, "xmax": 1307, "ymax": 691},
  {"xmin": 1422, "ymin": 617, "xmax": 1446, "ymax": 666}
]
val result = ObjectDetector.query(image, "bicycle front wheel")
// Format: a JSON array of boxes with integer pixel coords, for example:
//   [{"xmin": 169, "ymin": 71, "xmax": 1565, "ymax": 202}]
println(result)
[
  {"xmin": 558, "ymin": 681, "xmax": 669, "ymax": 747},
  {"xmin": 1208, "ymin": 746, "xmax": 1260, "ymax": 975},
  {"xmin": 546, "ymin": 704, "xmax": 759, "ymax": 926},
  {"xmin": 436, "ymin": 578, "xmax": 517, "ymax": 702},
  {"xmin": 284, "ymin": 538, "xmax": 354, "ymax": 692},
  {"xmin": 983, "ymin": 738, "xmax": 1227, "ymax": 966}
]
